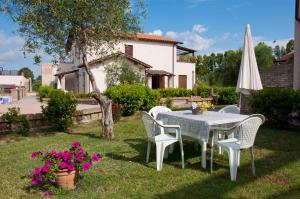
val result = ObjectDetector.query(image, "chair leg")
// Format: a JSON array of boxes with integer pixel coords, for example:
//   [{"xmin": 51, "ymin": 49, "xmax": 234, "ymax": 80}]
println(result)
[
  {"xmin": 229, "ymin": 148, "xmax": 238, "ymax": 181},
  {"xmin": 200, "ymin": 140, "xmax": 207, "ymax": 169},
  {"xmin": 210, "ymin": 142, "xmax": 214, "ymax": 173},
  {"xmin": 156, "ymin": 142, "xmax": 164, "ymax": 171},
  {"xmin": 179, "ymin": 141, "xmax": 185, "ymax": 169},
  {"xmin": 218, "ymin": 134, "xmax": 224, "ymax": 155},
  {"xmin": 146, "ymin": 141, "xmax": 151, "ymax": 163},
  {"xmin": 237, "ymin": 150, "xmax": 240, "ymax": 167},
  {"xmin": 250, "ymin": 147, "xmax": 256, "ymax": 176}
]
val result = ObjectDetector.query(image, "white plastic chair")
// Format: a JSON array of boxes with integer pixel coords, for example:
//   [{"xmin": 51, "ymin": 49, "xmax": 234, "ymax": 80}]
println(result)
[
  {"xmin": 148, "ymin": 106, "xmax": 174, "ymax": 156},
  {"xmin": 210, "ymin": 114, "xmax": 265, "ymax": 181},
  {"xmin": 217, "ymin": 105, "xmax": 241, "ymax": 154},
  {"xmin": 148, "ymin": 106, "xmax": 172, "ymax": 119},
  {"xmin": 219, "ymin": 105, "xmax": 240, "ymax": 114},
  {"xmin": 141, "ymin": 111, "xmax": 184, "ymax": 171}
]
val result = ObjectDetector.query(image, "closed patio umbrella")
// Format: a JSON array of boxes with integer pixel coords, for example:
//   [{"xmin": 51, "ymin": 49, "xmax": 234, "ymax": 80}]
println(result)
[{"xmin": 236, "ymin": 24, "xmax": 263, "ymax": 109}]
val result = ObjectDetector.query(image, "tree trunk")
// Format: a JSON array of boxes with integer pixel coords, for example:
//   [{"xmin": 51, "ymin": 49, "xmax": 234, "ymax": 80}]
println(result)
[{"xmin": 82, "ymin": 52, "xmax": 114, "ymax": 139}]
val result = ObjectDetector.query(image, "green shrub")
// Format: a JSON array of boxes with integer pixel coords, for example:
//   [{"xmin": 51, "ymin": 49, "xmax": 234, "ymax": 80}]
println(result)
[
  {"xmin": 38, "ymin": 85, "xmax": 54, "ymax": 99},
  {"xmin": 194, "ymin": 84, "xmax": 211, "ymax": 98},
  {"xmin": 42, "ymin": 89, "xmax": 77, "ymax": 130},
  {"xmin": 249, "ymin": 88, "xmax": 298, "ymax": 127},
  {"xmin": 295, "ymin": 91, "xmax": 300, "ymax": 118},
  {"xmin": 75, "ymin": 93, "xmax": 93, "ymax": 98},
  {"xmin": 1, "ymin": 107, "xmax": 30, "ymax": 136},
  {"xmin": 165, "ymin": 96, "xmax": 173, "ymax": 109},
  {"xmin": 141, "ymin": 87, "xmax": 161, "ymax": 111},
  {"xmin": 213, "ymin": 86, "xmax": 237, "ymax": 105},
  {"xmin": 158, "ymin": 88, "xmax": 194, "ymax": 97},
  {"xmin": 105, "ymin": 84, "xmax": 160, "ymax": 116}
]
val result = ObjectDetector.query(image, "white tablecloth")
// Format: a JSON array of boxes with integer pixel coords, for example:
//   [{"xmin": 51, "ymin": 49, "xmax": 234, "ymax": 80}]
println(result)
[{"xmin": 157, "ymin": 110, "xmax": 248, "ymax": 142}]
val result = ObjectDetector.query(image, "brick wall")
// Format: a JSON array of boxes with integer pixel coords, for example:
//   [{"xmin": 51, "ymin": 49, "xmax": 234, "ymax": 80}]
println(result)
[{"xmin": 260, "ymin": 63, "xmax": 293, "ymax": 88}]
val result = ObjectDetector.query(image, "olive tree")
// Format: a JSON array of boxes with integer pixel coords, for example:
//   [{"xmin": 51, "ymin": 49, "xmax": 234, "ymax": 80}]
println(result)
[{"xmin": 2, "ymin": 0, "xmax": 145, "ymax": 139}]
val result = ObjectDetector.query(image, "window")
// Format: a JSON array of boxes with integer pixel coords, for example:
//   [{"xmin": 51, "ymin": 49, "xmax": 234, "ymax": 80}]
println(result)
[{"xmin": 125, "ymin": 45, "xmax": 133, "ymax": 57}]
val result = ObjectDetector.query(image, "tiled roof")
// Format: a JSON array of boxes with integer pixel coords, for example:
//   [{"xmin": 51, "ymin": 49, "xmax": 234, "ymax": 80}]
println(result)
[
  {"xmin": 134, "ymin": 33, "xmax": 179, "ymax": 44},
  {"xmin": 79, "ymin": 52, "xmax": 153, "ymax": 69},
  {"xmin": 276, "ymin": 51, "xmax": 294, "ymax": 62}
]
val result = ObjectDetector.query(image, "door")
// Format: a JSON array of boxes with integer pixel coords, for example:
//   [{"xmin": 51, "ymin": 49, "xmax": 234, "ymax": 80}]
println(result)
[
  {"xmin": 178, "ymin": 75, "xmax": 187, "ymax": 88},
  {"xmin": 159, "ymin": 76, "xmax": 165, "ymax": 89}
]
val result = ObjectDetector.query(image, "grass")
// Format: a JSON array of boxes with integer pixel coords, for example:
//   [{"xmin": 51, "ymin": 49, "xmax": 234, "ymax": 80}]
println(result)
[{"xmin": 1, "ymin": 113, "xmax": 300, "ymax": 198}]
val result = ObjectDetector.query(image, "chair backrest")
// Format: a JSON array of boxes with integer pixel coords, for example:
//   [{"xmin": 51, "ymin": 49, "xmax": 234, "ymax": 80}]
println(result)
[
  {"xmin": 236, "ymin": 114, "xmax": 265, "ymax": 149},
  {"xmin": 219, "ymin": 105, "xmax": 240, "ymax": 114},
  {"xmin": 141, "ymin": 111, "xmax": 158, "ymax": 139},
  {"xmin": 148, "ymin": 106, "xmax": 172, "ymax": 119}
]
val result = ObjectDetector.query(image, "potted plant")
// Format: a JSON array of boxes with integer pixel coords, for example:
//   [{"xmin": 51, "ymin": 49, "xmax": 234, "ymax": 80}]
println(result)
[
  {"xmin": 192, "ymin": 101, "xmax": 214, "ymax": 115},
  {"xmin": 30, "ymin": 141, "xmax": 101, "ymax": 190}
]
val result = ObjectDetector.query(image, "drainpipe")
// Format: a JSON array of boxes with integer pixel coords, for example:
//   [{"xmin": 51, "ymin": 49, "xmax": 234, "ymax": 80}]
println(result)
[{"xmin": 172, "ymin": 44, "xmax": 175, "ymax": 88}]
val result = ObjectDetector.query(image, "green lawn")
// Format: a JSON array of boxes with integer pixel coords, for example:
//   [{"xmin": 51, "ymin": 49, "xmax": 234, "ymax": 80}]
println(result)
[{"xmin": 1, "ymin": 113, "xmax": 300, "ymax": 198}]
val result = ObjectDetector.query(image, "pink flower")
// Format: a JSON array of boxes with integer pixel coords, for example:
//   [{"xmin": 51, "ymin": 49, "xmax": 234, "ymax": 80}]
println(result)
[
  {"xmin": 31, "ymin": 151, "xmax": 42, "ymax": 158},
  {"xmin": 71, "ymin": 141, "xmax": 81, "ymax": 148},
  {"xmin": 62, "ymin": 151, "xmax": 73, "ymax": 161},
  {"xmin": 43, "ymin": 190, "xmax": 53, "ymax": 197},
  {"xmin": 59, "ymin": 162, "xmax": 68, "ymax": 169},
  {"xmin": 79, "ymin": 147, "xmax": 84, "ymax": 153},
  {"xmin": 91, "ymin": 154, "xmax": 101, "ymax": 162},
  {"xmin": 51, "ymin": 150, "xmax": 60, "ymax": 158},
  {"xmin": 34, "ymin": 168, "xmax": 42, "ymax": 175},
  {"xmin": 42, "ymin": 165, "xmax": 49, "ymax": 173},
  {"xmin": 76, "ymin": 155, "xmax": 84, "ymax": 162},
  {"xmin": 68, "ymin": 162, "xmax": 75, "ymax": 171},
  {"xmin": 31, "ymin": 178, "xmax": 38, "ymax": 185},
  {"xmin": 83, "ymin": 162, "xmax": 92, "ymax": 171}
]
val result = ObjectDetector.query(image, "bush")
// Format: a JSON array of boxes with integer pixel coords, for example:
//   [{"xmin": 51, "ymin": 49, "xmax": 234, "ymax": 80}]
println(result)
[
  {"xmin": 141, "ymin": 87, "xmax": 161, "ymax": 111},
  {"xmin": 75, "ymin": 93, "xmax": 93, "ymax": 98},
  {"xmin": 194, "ymin": 84, "xmax": 211, "ymax": 98},
  {"xmin": 105, "ymin": 84, "xmax": 160, "ymax": 116},
  {"xmin": 165, "ymin": 96, "xmax": 173, "ymax": 108},
  {"xmin": 158, "ymin": 88, "xmax": 194, "ymax": 98},
  {"xmin": 42, "ymin": 89, "xmax": 77, "ymax": 130},
  {"xmin": 213, "ymin": 86, "xmax": 237, "ymax": 105},
  {"xmin": 38, "ymin": 86, "xmax": 54, "ymax": 99},
  {"xmin": 249, "ymin": 88, "xmax": 298, "ymax": 127},
  {"xmin": 1, "ymin": 107, "xmax": 30, "ymax": 136}
]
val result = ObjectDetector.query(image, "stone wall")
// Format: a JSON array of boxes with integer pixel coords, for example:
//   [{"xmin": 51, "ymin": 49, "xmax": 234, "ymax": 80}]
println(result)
[
  {"xmin": 0, "ymin": 107, "xmax": 102, "ymax": 133},
  {"xmin": 260, "ymin": 63, "xmax": 293, "ymax": 88}
]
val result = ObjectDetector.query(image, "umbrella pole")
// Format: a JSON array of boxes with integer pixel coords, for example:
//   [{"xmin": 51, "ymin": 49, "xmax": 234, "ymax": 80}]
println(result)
[{"xmin": 238, "ymin": 92, "xmax": 242, "ymax": 108}]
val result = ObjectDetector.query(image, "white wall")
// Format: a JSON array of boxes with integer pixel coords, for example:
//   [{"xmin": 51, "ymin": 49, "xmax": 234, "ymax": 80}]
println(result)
[
  {"xmin": 174, "ymin": 62, "xmax": 196, "ymax": 89},
  {"xmin": 41, "ymin": 63, "xmax": 57, "ymax": 86},
  {"xmin": 0, "ymin": 76, "xmax": 29, "ymax": 86},
  {"xmin": 71, "ymin": 39, "xmax": 196, "ymax": 90}
]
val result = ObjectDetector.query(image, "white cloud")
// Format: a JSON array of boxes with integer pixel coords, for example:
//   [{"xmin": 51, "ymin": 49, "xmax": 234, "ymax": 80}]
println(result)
[
  {"xmin": 165, "ymin": 24, "xmax": 215, "ymax": 51},
  {"xmin": 148, "ymin": 29, "xmax": 163, "ymax": 36},
  {"xmin": 221, "ymin": 32, "xmax": 231, "ymax": 41},
  {"xmin": 252, "ymin": 36, "xmax": 293, "ymax": 48}
]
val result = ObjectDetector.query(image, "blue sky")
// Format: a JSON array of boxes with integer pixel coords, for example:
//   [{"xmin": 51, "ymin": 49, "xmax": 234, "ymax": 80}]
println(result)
[{"xmin": 0, "ymin": 0, "xmax": 295, "ymax": 77}]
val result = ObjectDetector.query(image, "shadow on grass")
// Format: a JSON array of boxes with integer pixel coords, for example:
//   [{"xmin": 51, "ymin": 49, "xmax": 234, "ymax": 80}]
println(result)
[{"xmin": 0, "ymin": 128, "xmax": 61, "ymax": 144}]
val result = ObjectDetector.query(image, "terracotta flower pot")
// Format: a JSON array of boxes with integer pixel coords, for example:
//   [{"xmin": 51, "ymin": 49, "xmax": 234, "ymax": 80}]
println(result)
[{"xmin": 55, "ymin": 169, "xmax": 77, "ymax": 190}]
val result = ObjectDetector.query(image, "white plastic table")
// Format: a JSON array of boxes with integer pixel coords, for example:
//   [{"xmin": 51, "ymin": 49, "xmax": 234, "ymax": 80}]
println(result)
[{"xmin": 157, "ymin": 110, "xmax": 248, "ymax": 169}]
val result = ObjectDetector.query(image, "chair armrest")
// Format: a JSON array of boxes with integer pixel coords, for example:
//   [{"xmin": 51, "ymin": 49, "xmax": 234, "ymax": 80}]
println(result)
[{"xmin": 156, "ymin": 123, "xmax": 181, "ymax": 139}]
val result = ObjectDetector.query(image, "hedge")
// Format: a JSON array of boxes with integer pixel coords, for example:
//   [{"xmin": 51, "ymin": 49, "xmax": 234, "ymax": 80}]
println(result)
[
  {"xmin": 104, "ymin": 84, "xmax": 160, "ymax": 116},
  {"xmin": 249, "ymin": 88, "xmax": 300, "ymax": 128},
  {"xmin": 158, "ymin": 85, "xmax": 237, "ymax": 105}
]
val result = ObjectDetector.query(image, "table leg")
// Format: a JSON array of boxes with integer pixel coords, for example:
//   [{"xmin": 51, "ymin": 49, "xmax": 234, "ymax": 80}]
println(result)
[{"xmin": 200, "ymin": 140, "xmax": 207, "ymax": 169}]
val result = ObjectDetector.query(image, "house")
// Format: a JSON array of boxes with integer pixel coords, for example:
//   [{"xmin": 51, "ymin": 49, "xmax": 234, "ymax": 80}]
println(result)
[
  {"xmin": 260, "ymin": 52, "xmax": 295, "ymax": 88},
  {"xmin": 295, "ymin": 0, "xmax": 300, "ymax": 89},
  {"xmin": 42, "ymin": 33, "xmax": 196, "ymax": 93},
  {"xmin": 0, "ymin": 74, "xmax": 31, "ymax": 102}
]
